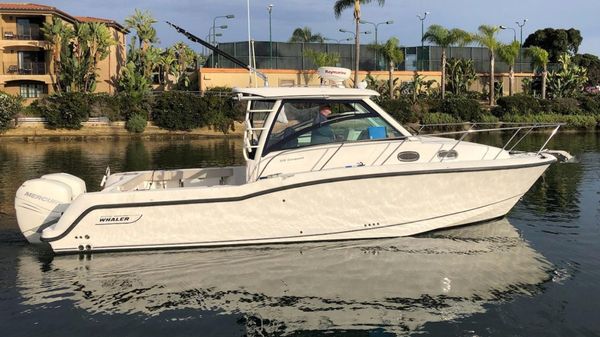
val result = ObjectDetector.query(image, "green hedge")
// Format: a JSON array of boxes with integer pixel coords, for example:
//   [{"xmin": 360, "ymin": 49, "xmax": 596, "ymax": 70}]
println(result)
[
  {"xmin": 202, "ymin": 87, "xmax": 245, "ymax": 133},
  {"xmin": 494, "ymin": 94, "xmax": 600, "ymax": 118},
  {"xmin": 502, "ymin": 113, "xmax": 598, "ymax": 129},
  {"xmin": 379, "ymin": 97, "xmax": 415, "ymax": 123},
  {"xmin": 152, "ymin": 91, "xmax": 207, "ymax": 131},
  {"xmin": 421, "ymin": 112, "xmax": 459, "ymax": 125},
  {"xmin": 494, "ymin": 95, "xmax": 542, "ymax": 117},
  {"xmin": 38, "ymin": 92, "xmax": 91, "ymax": 129},
  {"xmin": 0, "ymin": 92, "xmax": 23, "ymax": 133},
  {"xmin": 441, "ymin": 97, "xmax": 482, "ymax": 121}
]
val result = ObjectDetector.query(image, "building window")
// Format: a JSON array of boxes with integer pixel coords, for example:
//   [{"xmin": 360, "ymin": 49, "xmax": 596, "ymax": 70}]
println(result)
[{"xmin": 20, "ymin": 83, "xmax": 45, "ymax": 98}]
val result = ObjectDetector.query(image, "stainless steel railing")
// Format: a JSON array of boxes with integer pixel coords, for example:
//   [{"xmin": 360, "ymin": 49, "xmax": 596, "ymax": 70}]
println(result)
[{"xmin": 415, "ymin": 122, "xmax": 563, "ymax": 158}]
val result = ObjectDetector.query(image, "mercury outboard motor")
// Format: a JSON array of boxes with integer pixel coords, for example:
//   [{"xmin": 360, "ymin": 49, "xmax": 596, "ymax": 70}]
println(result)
[{"xmin": 14, "ymin": 173, "xmax": 86, "ymax": 243}]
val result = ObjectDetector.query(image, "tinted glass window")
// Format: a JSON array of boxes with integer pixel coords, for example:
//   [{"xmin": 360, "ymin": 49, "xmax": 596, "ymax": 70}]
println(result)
[{"xmin": 264, "ymin": 100, "xmax": 402, "ymax": 155}]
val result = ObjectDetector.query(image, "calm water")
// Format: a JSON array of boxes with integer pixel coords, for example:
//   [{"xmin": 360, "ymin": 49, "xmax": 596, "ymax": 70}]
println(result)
[{"xmin": 0, "ymin": 133, "xmax": 599, "ymax": 336}]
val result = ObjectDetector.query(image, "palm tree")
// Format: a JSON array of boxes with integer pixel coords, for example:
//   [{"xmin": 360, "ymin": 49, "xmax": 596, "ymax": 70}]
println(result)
[
  {"xmin": 422, "ymin": 25, "xmax": 471, "ymax": 99},
  {"xmin": 124, "ymin": 9, "xmax": 158, "ymax": 52},
  {"xmin": 474, "ymin": 25, "xmax": 502, "ymax": 105},
  {"xmin": 84, "ymin": 22, "xmax": 117, "ymax": 91},
  {"xmin": 159, "ymin": 49, "xmax": 177, "ymax": 85},
  {"xmin": 497, "ymin": 41, "xmax": 520, "ymax": 96},
  {"xmin": 289, "ymin": 27, "xmax": 324, "ymax": 43},
  {"xmin": 373, "ymin": 37, "xmax": 404, "ymax": 98},
  {"xmin": 41, "ymin": 17, "xmax": 73, "ymax": 93},
  {"xmin": 526, "ymin": 46, "xmax": 549, "ymax": 99},
  {"xmin": 333, "ymin": 0, "xmax": 385, "ymax": 87}
]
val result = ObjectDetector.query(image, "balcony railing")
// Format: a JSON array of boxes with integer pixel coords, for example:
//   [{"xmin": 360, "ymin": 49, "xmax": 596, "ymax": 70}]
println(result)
[
  {"xmin": 5, "ymin": 62, "xmax": 47, "ymax": 75},
  {"xmin": 3, "ymin": 26, "xmax": 43, "ymax": 40}
]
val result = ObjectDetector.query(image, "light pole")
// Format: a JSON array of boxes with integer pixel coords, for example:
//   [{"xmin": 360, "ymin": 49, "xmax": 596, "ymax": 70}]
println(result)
[
  {"xmin": 339, "ymin": 29, "xmax": 372, "ymax": 38},
  {"xmin": 359, "ymin": 19, "xmax": 394, "ymax": 70},
  {"xmin": 499, "ymin": 25, "xmax": 517, "ymax": 42},
  {"xmin": 208, "ymin": 25, "xmax": 228, "ymax": 45},
  {"xmin": 516, "ymin": 19, "xmax": 528, "ymax": 72},
  {"xmin": 212, "ymin": 14, "xmax": 235, "ymax": 67},
  {"xmin": 204, "ymin": 33, "xmax": 222, "ymax": 59},
  {"xmin": 267, "ymin": 4, "xmax": 273, "ymax": 69},
  {"xmin": 417, "ymin": 11, "xmax": 430, "ymax": 71},
  {"xmin": 340, "ymin": 29, "xmax": 371, "ymax": 72}
]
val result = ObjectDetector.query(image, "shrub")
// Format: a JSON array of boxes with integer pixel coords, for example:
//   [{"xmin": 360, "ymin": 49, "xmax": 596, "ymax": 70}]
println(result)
[
  {"xmin": 379, "ymin": 97, "xmax": 415, "ymax": 123},
  {"xmin": 441, "ymin": 97, "xmax": 482, "ymax": 121},
  {"xmin": 88, "ymin": 93, "xmax": 124, "ymax": 121},
  {"xmin": 152, "ymin": 91, "xmax": 206, "ymax": 131},
  {"xmin": 502, "ymin": 113, "xmax": 597, "ymax": 129},
  {"xmin": 125, "ymin": 114, "xmax": 147, "ymax": 133},
  {"xmin": 421, "ymin": 112, "xmax": 459, "ymax": 125},
  {"xmin": 475, "ymin": 113, "xmax": 500, "ymax": 124},
  {"xmin": 0, "ymin": 92, "xmax": 23, "ymax": 133},
  {"xmin": 117, "ymin": 92, "xmax": 152, "ymax": 122},
  {"xmin": 495, "ymin": 95, "xmax": 542, "ymax": 117},
  {"xmin": 548, "ymin": 97, "xmax": 582, "ymax": 115},
  {"xmin": 22, "ymin": 100, "xmax": 42, "ymax": 116},
  {"xmin": 203, "ymin": 87, "xmax": 245, "ymax": 133},
  {"xmin": 38, "ymin": 92, "xmax": 90, "ymax": 129},
  {"xmin": 413, "ymin": 97, "xmax": 442, "ymax": 118},
  {"xmin": 577, "ymin": 95, "xmax": 600, "ymax": 115}
]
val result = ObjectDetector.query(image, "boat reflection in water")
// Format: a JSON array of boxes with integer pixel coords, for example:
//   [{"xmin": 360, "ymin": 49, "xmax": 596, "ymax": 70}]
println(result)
[{"xmin": 17, "ymin": 218, "xmax": 552, "ymax": 334}]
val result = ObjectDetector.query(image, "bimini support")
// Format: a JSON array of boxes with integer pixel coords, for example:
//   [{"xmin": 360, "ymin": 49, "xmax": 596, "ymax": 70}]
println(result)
[{"xmin": 166, "ymin": 21, "xmax": 269, "ymax": 87}]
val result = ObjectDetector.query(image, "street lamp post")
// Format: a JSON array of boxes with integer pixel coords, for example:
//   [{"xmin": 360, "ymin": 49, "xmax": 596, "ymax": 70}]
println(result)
[
  {"xmin": 499, "ymin": 25, "xmax": 517, "ymax": 42},
  {"xmin": 417, "ymin": 11, "xmax": 430, "ymax": 71},
  {"xmin": 208, "ymin": 25, "xmax": 228, "ymax": 45},
  {"xmin": 359, "ymin": 19, "xmax": 394, "ymax": 70},
  {"xmin": 211, "ymin": 14, "xmax": 235, "ymax": 67},
  {"xmin": 516, "ymin": 19, "xmax": 528, "ymax": 72},
  {"xmin": 340, "ymin": 29, "xmax": 372, "ymax": 73},
  {"xmin": 267, "ymin": 4, "xmax": 273, "ymax": 69},
  {"xmin": 339, "ymin": 29, "xmax": 372, "ymax": 39}
]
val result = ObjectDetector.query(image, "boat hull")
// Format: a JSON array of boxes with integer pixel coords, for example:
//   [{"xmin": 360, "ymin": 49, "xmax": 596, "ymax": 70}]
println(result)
[{"xmin": 40, "ymin": 156, "xmax": 554, "ymax": 253}]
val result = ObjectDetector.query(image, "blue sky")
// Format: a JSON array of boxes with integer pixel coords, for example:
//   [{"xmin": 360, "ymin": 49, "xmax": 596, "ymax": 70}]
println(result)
[{"xmin": 42, "ymin": 0, "xmax": 599, "ymax": 56}]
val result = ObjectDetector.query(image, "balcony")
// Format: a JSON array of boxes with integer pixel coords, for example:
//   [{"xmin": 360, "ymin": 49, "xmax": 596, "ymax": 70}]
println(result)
[
  {"xmin": 3, "ymin": 30, "xmax": 43, "ymax": 41},
  {"xmin": 5, "ymin": 62, "xmax": 48, "ymax": 75},
  {"xmin": 0, "ymin": 26, "xmax": 48, "ymax": 48}
]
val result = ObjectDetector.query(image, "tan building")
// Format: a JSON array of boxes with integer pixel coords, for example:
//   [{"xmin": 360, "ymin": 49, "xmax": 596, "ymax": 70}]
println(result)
[{"xmin": 0, "ymin": 3, "xmax": 127, "ymax": 100}]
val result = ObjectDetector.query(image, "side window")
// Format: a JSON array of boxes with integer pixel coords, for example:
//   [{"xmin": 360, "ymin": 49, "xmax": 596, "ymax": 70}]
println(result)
[{"xmin": 264, "ymin": 100, "xmax": 402, "ymax": 156}]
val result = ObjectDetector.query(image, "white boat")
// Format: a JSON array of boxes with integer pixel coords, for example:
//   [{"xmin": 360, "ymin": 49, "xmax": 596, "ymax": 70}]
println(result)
[{"xmin": 13, "ymin": 68, "xmax": 570, "ymax": 253}]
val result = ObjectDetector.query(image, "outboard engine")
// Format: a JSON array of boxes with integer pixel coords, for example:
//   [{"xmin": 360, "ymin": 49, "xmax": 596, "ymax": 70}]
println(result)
[{"xmin": 14, "ymin": 173, "xmax": 86, "ymax": 243}]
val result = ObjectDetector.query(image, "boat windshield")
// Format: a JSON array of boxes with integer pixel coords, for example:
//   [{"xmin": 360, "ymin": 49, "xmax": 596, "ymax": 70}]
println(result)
[{"xmin": 264, "ymin": 100, "xmax": 403, "ymax": 156}]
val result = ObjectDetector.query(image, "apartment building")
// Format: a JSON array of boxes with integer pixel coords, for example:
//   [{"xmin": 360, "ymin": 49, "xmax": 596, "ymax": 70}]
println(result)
[{"xmin": 0, "ymin": 3, "xmax": 127, "ymax": 99}]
